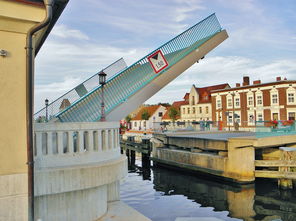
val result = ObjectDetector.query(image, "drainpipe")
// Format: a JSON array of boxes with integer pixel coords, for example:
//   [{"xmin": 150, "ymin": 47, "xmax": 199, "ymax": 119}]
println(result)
[{"xmin": 26, "ymin": 0, "xmax": 53, "ymax": 220}]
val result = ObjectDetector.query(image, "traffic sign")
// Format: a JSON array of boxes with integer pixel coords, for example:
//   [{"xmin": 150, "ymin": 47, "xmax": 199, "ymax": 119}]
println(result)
[{"xmin": 148, "ymin": 50, "xmax": 168, "ymax": 74}]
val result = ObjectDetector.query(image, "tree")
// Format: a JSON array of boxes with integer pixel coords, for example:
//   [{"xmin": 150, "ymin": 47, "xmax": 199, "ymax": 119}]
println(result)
[
  {"xmin": 168, "ymin": 107, "xmax": 179, "ymax": 126},
  {"xmin": 141, "ymin": 109, "xmax": 150, "ymax": 130},
  {"xmin": 125, "ymin": 115, "xmax": 132, "ymax": 129}
]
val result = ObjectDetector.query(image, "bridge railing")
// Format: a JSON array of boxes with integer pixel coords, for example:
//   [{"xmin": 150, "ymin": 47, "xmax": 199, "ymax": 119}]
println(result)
[
  {"xmin": 255, "ymin": 120, "xmax": 296, "ymax": 138},
  {"xmin": 34, "ymin": 122, "xmax": 120, "ymax": 168},
  {"xmin": 34, "ymin": 58, "xmax": 127, "ymax": 122},
  {"xmin": 57, "ymin": 13, "xmax": 222, "ymax": 122}
]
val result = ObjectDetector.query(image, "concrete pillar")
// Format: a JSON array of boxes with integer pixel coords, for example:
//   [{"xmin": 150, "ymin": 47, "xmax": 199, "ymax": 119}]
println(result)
[
  {"xmin": 278, "ymin": 147, "xmax": 296, "ymax": 189},
  {"xmin": 226, "ymin": 138, "xmax": 255, "ymax": 183}
]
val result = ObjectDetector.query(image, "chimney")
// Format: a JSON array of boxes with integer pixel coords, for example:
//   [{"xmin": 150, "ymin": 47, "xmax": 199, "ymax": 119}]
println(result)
[
  {"xmin": 243, "ymin": 76, "xmax": 250, "ymax": 86},
  {"xmin": 276, "ymin": 76, "xmax": 281, "ymax": 81},
  {"xmin": 236, "ymin": 83, "xmax": 240, "ymax": 87},
  {"xmin": 253, "ymin": 80, "xmax": 261, "ymax": 85}
]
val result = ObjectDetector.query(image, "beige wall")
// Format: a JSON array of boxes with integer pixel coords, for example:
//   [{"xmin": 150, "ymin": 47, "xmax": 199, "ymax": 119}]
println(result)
[{"xmin": 0, "ymin": 1, "xmax": 45, "ymax": 175}]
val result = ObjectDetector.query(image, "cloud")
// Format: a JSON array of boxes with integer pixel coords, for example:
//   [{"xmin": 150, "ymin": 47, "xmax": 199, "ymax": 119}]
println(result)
[
  {"xmin": 173, "ymin": 0, "xmax": 206, "ymax": 22},
  {"xmin": 51, "ymin": 25, "xmax": 89, "ymax": 40}
]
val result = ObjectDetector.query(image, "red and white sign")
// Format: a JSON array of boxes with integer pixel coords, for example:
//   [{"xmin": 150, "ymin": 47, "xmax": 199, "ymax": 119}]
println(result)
[{"xmin": 148, "ymin": 50, "xmax": 168, "ymax": 74}]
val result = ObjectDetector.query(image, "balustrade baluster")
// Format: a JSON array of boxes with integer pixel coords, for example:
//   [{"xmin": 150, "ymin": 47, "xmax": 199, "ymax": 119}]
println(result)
[
  {"xmin": 78, "ymin": 131, "xmax": 84, "ymax": 152},
  {"xmin": 47, "ymin": 132, "xmax": 53, "ymax": 155},
  {"xmin": 68, "ymin": 131, "xmax": 74, "ymax": 154},
  {"xmin": 88, "ymin": 130, "xmax": 94, "ymax": 152},
  {"xmin": 110, "ymin": 129, "xmax": 114, "ymax": 149},
  {"xmin": 57, "ymin": 131, "xmax": 64, "ymax": 154},
  {"xmin": 97, "ymin": 130, "xmax": 102, "ymax": 151},
  {"xmin": 35, "ymin": 132, "xmax": 42, "ymax": 157},
  {"xmin": 105, "ymin": 130, "xmax": 109, "ymax": 150}
]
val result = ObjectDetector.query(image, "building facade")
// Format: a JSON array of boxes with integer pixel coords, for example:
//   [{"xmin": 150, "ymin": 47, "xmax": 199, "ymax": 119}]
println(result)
[
  {"xmin": 211, "ymin": 76, "xmax": 296, "ymax": 130},
  {"xmin": 131, "ymin": 105, "xmax": 166, "ymax": 131},
  {"xmin": 180, "ymin": 84, "xmax": 230, "ymax": 121},
  {"xmin": 0, "ymin": 0, "xmax": 68, "ymax": 219}
]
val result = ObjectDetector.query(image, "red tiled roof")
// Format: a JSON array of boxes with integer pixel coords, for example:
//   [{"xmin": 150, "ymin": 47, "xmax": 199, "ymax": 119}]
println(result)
[
  {"xmin": 162, "ymin": 101, "xmax": 188, "ymax": 120},
  {"xmin": 195, "ymin": 83, "xmax": 229, "ymax": 103},
  {"xmin": 132, "ymin": 105, "xmax": 160, "ymax": 121},
  {"xmin": 183, "ymin": 93, "xmax": 189, "ymax": 101}
]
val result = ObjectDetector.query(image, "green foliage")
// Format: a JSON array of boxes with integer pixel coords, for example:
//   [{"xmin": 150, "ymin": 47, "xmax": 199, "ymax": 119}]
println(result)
[
  {"xmin": 125, "ymin": 114, "xmax": 132, "ymax": 123},
  {"xmin": 168, "ymin": 107, "xmax": 179, "ymax": 122},
  {"xmin": 141, "ymin": 109, "xmax": 150, "ymax": 120}
]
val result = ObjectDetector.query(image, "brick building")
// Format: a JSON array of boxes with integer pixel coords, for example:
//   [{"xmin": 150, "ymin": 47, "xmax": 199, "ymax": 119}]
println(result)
[{"xmin": 211, "ymin": 76, "xmax": 296, "ymax": 130}]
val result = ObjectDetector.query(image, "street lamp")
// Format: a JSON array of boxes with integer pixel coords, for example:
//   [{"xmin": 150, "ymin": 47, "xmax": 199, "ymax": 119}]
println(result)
[
  {"xmin": 45, "ymin": 98, "xmax": 49, "ymax": 122},
  {"xmin": 99, "ymin": 71, "xmax": 107, "ymax": 121}
]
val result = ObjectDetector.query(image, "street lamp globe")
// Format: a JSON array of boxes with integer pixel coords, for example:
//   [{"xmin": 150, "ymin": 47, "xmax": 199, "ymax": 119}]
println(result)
[{"xmin": 99, "ymin": 71, "xmax": 107, "ymax": 85}]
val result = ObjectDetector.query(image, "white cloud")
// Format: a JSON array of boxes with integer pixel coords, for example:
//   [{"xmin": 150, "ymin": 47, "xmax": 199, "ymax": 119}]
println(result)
[
  {"xmin": 173, "ymin": 0, "xmax": 205, "ymax": 22},
  {"xmin": 51, "ymin": 25, "xmax": 89, "ymax": 40}
]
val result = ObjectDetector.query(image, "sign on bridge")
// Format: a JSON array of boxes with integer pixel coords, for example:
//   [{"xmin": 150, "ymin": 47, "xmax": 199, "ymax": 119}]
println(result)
[{"xmin": 148, "ymin": 50, "xmax": 168, "ymax": 74}]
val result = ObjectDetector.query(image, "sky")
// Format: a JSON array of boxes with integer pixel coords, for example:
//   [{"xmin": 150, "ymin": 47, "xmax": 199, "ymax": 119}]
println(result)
[{"xmin": 35, "ymin": 0, "xmax": 296, "ymax": 111}]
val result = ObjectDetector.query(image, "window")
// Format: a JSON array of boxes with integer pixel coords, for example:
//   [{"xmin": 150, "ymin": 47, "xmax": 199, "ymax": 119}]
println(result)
[
  {"xmin": 235, "ymin": 98, "xmax": 240, "ymax": 107},
  {"xmin": 143, "ymin": 121, "xmax": 146, "ymax": 127},
  {"xmin": 192, "ymin": 107, "xmax": 195, "ymax": 114},
  {"xmin": 187, "ymin": 108, "xmax": 190, "ymax": 114},
  {"xmin": 203, "ymin": 95, "xmax": 208, "ymax": 101},
  {"xmin": 183, "ymin": 108, "xmax": 185, "ymax": 114},
  {"xmin": 288, "ymin": 112, "xmax": 295, "ymax": 120},
  {"xmin": 248, "ymin": 96, "xmax": 253, "ymax": 106},
  {"xmin": 257, "ymin": 113, "xmax": 263, "ymax": 125},
  {"xmin": 199, "ymin": 107, "xmax": 202, "ymax": 114},
  {"xmin": 217, "ymin": 99, "xmax": 221, "ymax": 108},
  {"xmin": 234, "ymin": 113, "xmax": 241, "ymax": 124},
  {"xmin": 228, "ymin": 114, "xmax": 233, "ymax": 124},
  {"xmin": 134, "ymin": 122, "xmax": 137, "ymax": 127},
  {"xmin": 206, "ymin": 106, "xmax": 209, "ymax": 114},
  {"xmin": 227, "ymin": 98, "xmax": 232, "ymax": 108},
  {"xmin": 192, "ymin": 96, "xmax": 195, "ymax": 105},
  {"xmin": 158, "ymin": 112, "xmax": 163, "ymax": 117},
  {"xmin": 272, "ymin": 94, "xmax": 278, "ymax": 104},
  {"xmin": 288, "ymin": 93, "xmax": 295, "ymax": 103},
  {"xmin": 257, "ymin": 95, "xmax": 262, "ymax": 105},
  {"xmin": 248, "ymin": 114, "xmax": 254, "ymax": 123}
]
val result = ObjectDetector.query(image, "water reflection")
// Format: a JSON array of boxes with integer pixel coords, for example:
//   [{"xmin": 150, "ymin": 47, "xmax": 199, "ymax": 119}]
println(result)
[{"xmin": 122, "ymin": 157, "xmax": 296, "ymax": 221}]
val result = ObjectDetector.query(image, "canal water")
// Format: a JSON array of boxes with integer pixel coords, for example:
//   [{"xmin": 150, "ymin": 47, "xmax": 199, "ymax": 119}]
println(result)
[{"xmin": 120, "ymin": 157, "xmax": 296, "ymax": 221}]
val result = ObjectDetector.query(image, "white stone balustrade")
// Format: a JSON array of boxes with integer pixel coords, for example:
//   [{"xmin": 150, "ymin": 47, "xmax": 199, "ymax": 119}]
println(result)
[{"xmin": 34, "ymin": 122, "xmax": 121, "ymax": 168}]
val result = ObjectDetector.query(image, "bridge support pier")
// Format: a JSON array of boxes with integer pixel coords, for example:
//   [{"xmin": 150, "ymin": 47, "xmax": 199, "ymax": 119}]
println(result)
[
  {"xmin": 130, "ymin": 150, "xmax": 136, "ymax": 165},
  {"xmin": 142, "ymin": 154, "xmax": 150, "ymax": 168}
]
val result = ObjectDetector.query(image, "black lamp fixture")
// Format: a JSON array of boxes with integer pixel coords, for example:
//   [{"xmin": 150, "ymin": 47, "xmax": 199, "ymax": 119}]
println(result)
[
  {"xmin": 99, "ymin": 71, "xmax": 107, "ymax": 85},
  {"xmin": 45, "ymin": 98, "xmax": 49, "ymax": 122},
  {"xmin": 99, "ymin": 71, "xmax": 107, "ymax": 121}
]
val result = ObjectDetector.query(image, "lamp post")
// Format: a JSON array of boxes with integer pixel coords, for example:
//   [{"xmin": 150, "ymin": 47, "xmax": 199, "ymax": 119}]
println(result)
[
  {"xmin": 99, "ymin": 71, "xmax": 107, "ymax": 121},
  {"xmin": 45, "ymin": 98, "xmax": 49, "ymax": 122}
]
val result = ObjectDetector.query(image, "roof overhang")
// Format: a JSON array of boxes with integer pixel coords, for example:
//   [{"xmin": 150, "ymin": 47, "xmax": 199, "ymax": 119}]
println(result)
[{"xmin": 34, "ymin": 0, "xmax": 69, "ymax": 55}]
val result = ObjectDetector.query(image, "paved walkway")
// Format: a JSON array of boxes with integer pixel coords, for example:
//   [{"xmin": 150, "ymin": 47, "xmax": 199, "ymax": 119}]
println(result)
[{"xmin": 98, "ymin": 201, "xmax": 151, "ymax": 221}]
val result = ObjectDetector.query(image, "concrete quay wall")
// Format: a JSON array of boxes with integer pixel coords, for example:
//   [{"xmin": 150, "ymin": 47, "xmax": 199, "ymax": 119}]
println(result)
[
  {"xmin": 152, "ymin": 133, "xmax": 296, "ymax": 183},
  {"xmin": 152, "ymin": 133, "xmax": 257, "ymax": 183}
]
